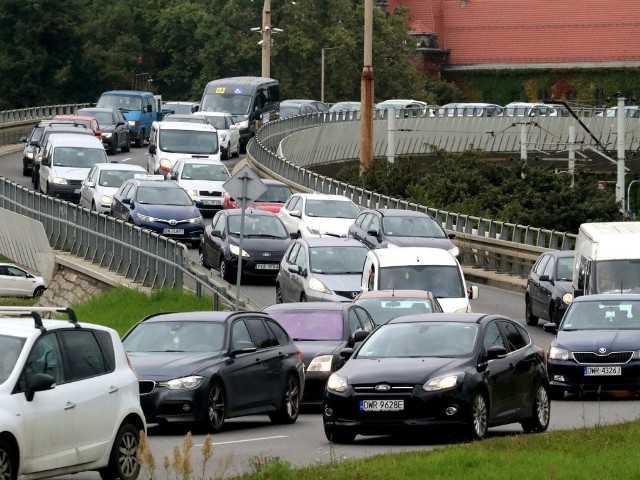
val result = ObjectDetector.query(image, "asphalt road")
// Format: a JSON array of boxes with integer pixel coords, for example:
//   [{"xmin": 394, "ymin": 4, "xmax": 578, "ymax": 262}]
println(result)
[{"xmin": 3, "ymin": 144, "xmax": 640, "ymax": 479}]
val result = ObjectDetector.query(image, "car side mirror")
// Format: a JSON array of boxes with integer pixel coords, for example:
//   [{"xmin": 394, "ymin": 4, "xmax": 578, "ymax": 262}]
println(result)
[
  {"xmin": 41, "ymin": 156, "xmax": 51, "ymax": 166},
  {"xmin": 543, "ymin": 322, "xmax": 558, "ymax": 333},
  {"xmin": 169, "ymin": 173, "xmax": 178, "ymax": 180},
  {"xmin": 116, "ymin": 121, "xmax": 125, "ymax": 127},
  {"xmin": 290, "ymin": 210, "xmax": 301, "ymax": 218},
  {"xmin": 467, "ymin": 285, "xmax": 479, "ymax": 300},
  {"xmin": 230, "ymin": 342, "xmax": 257, "ymax": 357},
  {"xmin": 146, "ymin": 105, "xmax": 152, "ymax": 113},
  {"xmin": 339, "ymin": 347, "xmax": 354, "ymax": 360},
  {"xmin": 486, "ymin": 345, "xmax": 507, "ymax": 360},
  {"xmin": 348, "ymin": 329, "xmax": 369, "ymax": 347},
  {"xmin": 25, "ymin": 373, "xmax": 56, "ymax": 402},
  {"xmin": 287, "ymin": 264, "xmax": 303, "ymax": 276},
  {"xmin": 122, "ymin": 197, "xmax": 131, "ymax": 205},
  {"xmin": 149, "ymin": 144, "xmax": 157, "ymax": 154},
  {"xmin": 21, "ymin": 136, "xmax": 27, "ymax": 143},
  {"xmin": 539, "ymin": 274, "xmax": 551, "ymax": 282},
  {"xmin": 289, "ymin": 232, "xmax": 299, "ymax": 239},
  {"xmin": 212, "ymin": 230, "xmax": 222, "ymax": 238},
  {"xmin": 84, "ymin": 180, "xmax": 95, "ymax": 188},
  {"xmin": 447, "ymin": 232, "xmax": 456, "ymax": 240}
]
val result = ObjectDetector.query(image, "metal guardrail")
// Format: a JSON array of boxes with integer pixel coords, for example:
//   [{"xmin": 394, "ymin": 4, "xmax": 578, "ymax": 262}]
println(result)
[{"xmin": 0, "ymin": 178, "xmax": 261, "ymax": 310}]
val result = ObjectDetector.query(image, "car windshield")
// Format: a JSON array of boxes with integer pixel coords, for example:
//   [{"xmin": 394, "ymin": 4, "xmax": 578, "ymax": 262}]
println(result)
[
  {"xmin": 201, "ymin": 116, "xmax": 227, "ymax": 129},
  {"xmin": 97, "ymin": 94, "xmax": 142, "ymax": 111},
  {"xmin": 309, "ymin": 246, "xmax": 368, "ymax": 274},
  {"xmin": 165, "ymin": 104, "xmax": 196, "ymax": 114},
  {"xmin": 98, "ymin": 170, "xmax": 141, "ymax": 188},
  {"xmin": 181, "ymin": 163, "xmax": 230, "ymax": 181},
  {"xmin": 357, "ymin": 322, "xmax": 478, "ymax": 358},
  {"xmin": 200, "ymin": 93, "xmax": 252, "ymax": 115},
  {"xmin": 88, "ymin": 112, "xmax": 115, "ymax": 126},
  {"xmin": 0, "ymin": 335, "xmax": 25, "ymax": 385},
  {"xmin": 136, "ymin": 186, "xmax": 194, "ymax": 206},
  {"xmin": 561, "ymin": 300, "xmax": 640, "ymax": 331},
  {"xmin": 555, "ymin": 256, "xmax": 574, "ymax": 281},
  {"xmin": 30, "ymin": 126, "xmax": 46, "ymax": 142},
  {"xmin": 356, "ymin": 298, "xmax": 437, "ymax": 325},
  {"xmin": 227, "ymin": 215, "xmax": 289, "ymax": 238},
  {"xmin": 379, "ymin": 265, "xmax": 463, "ymax": 298},
  {"xmin": 266, "ymin": 310, "xmax": 343, "ymax": 341},
  {"xmin": 53, "ymin": 147, "xmax": 107, "ymax": 167},
  {"xmin": 123, "ymin": 321, "xmax": 226, "ymax": 353},
  {"xmin": 159, "ymin": 130, "xmax": 218, "ymax": 154},
  {"xmin": 305, "ymin": 199, "xmax": 359, "ymax": 219},
  {"xmin": 256, "ymin": 185, "xmax": 292, "ymax": 203},
  {"xmin": 594, "ymin": 260, "xmax": 640, "ymax": 294},
  {"xmin": 382, "ymin": 217, "xmax": 446, "ymax": 238}
]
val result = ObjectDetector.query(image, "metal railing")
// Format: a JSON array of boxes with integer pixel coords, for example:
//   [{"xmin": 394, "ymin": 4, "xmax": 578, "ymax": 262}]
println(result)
[{"xmin": 0, "ymin": 178, "xmax": 261, "ymax": 310}]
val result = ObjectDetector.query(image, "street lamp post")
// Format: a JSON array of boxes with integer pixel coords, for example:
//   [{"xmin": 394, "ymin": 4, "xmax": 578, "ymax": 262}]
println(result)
[
  {"xmin": 359, "ymin": 0, "xmax": 374, "ymax": 177},
  {"xmin": 321, "ymin": 46, "xmax": 340, "ymax": 103}
]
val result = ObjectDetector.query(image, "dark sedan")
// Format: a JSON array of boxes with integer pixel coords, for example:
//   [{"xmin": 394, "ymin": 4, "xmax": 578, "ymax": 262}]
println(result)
[
  {"xmin": 122, "ymin": 311, "xmax": 305, "ymax": 432},
  {"xmin": 200, "ymin": 208, "xmax": 296, "ymax": 282},
  {"xmin": 543, "ymin": 294, "xmax": 640, "ymax": 400},
  {"xmin": 323, "ymin": 313, "xmax": 550, "ymax": 443},
  {"xmin": 525, "ymin": 250, "xmax": 575, "ymax": 326},
  {"xmin": 77, "ymin": 107, "xmax": 132, "ymax": 155},
  {"xmin": 353, "ymin": 289, "xmax": 444, "ymax": 325},
  {"xmin": 348, "ymin": 209, "xmax": 459, "ymax": 258},
  {"xmin": 110, "ymin": 176, "xmax": 204, "ymax": 247},
  {"xmin": 262, "ymin": 302, "xmax": 375, "ymax": 404}
]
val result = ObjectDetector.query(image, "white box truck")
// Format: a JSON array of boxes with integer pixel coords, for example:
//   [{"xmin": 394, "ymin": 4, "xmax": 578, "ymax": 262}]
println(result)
[{"xmin": 572, "ymin": 221, "xmax": 640, "ymax": 297}]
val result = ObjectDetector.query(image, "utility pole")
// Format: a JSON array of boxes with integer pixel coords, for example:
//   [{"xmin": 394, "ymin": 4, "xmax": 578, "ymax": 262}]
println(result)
[
  {"xmin": 616, "ymin": 96, "xmax": 626, "ymax": 211},
  {"xmin": 262, "ymin": 0, "xmax": 271, "ymax": 78},
  {"xmin": 359, "ymin": 0, "xmax": 374, "ymax": 177}
]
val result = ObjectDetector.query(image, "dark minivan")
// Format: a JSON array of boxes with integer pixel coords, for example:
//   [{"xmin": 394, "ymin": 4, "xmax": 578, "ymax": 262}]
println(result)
[{"xmin": 200, "ymin": 76, "xmax": 280, "ymax": 152}]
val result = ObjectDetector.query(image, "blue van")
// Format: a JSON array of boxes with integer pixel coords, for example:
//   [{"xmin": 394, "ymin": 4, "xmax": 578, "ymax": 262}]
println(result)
[{"xmin": 97, "ymin": 90, "xmax": 164, "ymax": 147}]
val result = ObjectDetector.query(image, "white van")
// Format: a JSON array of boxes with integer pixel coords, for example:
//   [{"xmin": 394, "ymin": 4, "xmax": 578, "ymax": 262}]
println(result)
[
  {"xmin": 572, "ymin": 222, "xmax": 640, "ymax": 297},
  {"xmin": 361, "ymin": 246, "xmax": 478, "ymax": 313},
  {"xmin": 147, "ymin": 121, "xmax": 220, "ymax": 176},
  {"xmin": 39, "ymin": 133, "xmax": 108, "ymax": 203}
]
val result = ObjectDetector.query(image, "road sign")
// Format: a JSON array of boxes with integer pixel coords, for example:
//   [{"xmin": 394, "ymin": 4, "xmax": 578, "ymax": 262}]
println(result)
[{"xmin": 223, "ymin": 165, "xmax": 267, "ymax": 206}]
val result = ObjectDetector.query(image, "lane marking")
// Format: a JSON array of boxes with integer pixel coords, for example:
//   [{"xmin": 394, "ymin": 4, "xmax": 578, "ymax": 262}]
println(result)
[{"xmin": 195, "ymin": 435, "xmax": 288, "ymax": 447}]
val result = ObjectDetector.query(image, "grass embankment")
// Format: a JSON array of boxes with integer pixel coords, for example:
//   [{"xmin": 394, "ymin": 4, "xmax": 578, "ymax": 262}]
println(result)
[{"xmin": 8, "ymin": 285, "xmax": 640, "ymax": 480}]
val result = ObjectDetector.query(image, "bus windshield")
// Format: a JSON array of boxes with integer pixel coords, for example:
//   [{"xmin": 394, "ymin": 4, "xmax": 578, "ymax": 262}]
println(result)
[{"xmin": 200, "ymin": 93, "xmax": 251, "ymax": 115}]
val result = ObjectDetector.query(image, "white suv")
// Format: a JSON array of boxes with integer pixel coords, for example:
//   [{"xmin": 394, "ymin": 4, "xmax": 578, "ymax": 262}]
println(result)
[{"xmin": 0, "ymin": 307, "xmax": 145, "ymax": 480}]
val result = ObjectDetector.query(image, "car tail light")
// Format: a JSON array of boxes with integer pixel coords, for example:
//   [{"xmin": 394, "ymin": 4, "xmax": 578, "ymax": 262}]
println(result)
[
  {"xmin": 297, "ymin": 350, "xmax": 304, "ymax": 361},
  {"xmin": 125, "ymin": 352, "xmax": 139, "ymax": 377},
  {"xmin": 537, "ymin": 347, "xmax": 547, "ymax": 367}
]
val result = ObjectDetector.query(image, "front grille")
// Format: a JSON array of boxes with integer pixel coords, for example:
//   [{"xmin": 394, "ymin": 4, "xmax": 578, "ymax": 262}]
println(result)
[
  {"xmin": 335, "ymin": 290, "xmax": 360, "ymax": 300},
  {"xmin": 139, "ymin": 380, "xmax": 156, "ymax": 395},
  {"xmin": 156, "ymin": 218, "xmax": 194, "ymax": 225},
  {"xmin": 199, "ymin": 190, "xmax": 222, "ymax": 197},
  {"xmin": 68, "ymin": 179, "xmax": 82, "ymax": 187},
  {"xmin": 573, "ymin": 351, "xmax": 633, "ymax": 364},
  {"xmin": 353, "ymin": 384, "xmax": 415, "ymax": 396}
]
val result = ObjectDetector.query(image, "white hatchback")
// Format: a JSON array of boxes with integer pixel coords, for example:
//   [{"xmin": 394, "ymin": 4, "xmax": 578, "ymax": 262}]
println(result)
[
  {"xmin": 0, "ymin": 263, "xmax": 46, "ymax": 298},
  {"xmin": 79, "ymin": 162, "xmax": 147, "ymax": 213},
  {"xmin": 0, "ymin": 307, "xmax": 146, "ymax": 480},
  {"xmin": 192, "ymin": 111, "xmax": 240, "ymax": 160},
  {"xmin": 277, "ymin": 193, "xmax": 361, "ymax": 238}
]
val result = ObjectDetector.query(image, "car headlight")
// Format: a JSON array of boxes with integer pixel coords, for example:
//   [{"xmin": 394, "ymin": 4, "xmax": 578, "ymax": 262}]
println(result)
[
  {"xmin": 26, "ymin": 152, "xmax": 34, "ymax": 159},
  {"xmin": 136, "ymin": 212, "xmax": 156, "ymax": 223},
  {"xmin": 632, "ymin": 351, "xmax": 640, "ymax": 360},
  {"xmin": 102, "ymin": 132, "xmax": 112, "ymax": 138},
  {"xmin": 449, "ymin": 246, "xmax": 460, "ymax": 257},
  {"xmin": 422, "ymin": 372, "xmax": 463, "ymax": 392},
  {"xmin": 236, "ymin": 120, "xmax": 249, "ymax": 129},
  {"xmin": 307, "ymin": 355, "xmax": 333, "ymax": 372},
  {"xmin": 52, "ymin": 177, "xmax": 68, "ymax": 184},
  {"xmin": 128, "ymin": 120, "xmax": 136, "ymax": 126},
  {"xmin": 548, "ymin": 346, "xmax": 570, "ymax": 361},
  {"xmin": 327, "ymin": 373, "xmax": 348, "ymax": 392},
  {"xmin": 186, "ymin": 189, "xmax": 199, "ymax": 198},
  {"xmin": 562, "ymin": 293, "xmax": 573, "ymax": 305},
  {"xmin": 229, "ymin": 244, "xmax": 249, "ymax": 257},
  {"xmin": 159, "ymin": 375, "xmax": 203, "ymax": 390},
  {"xmin": 218, "ymin": 133, "xmax": 227, "ymax": 142},
  {"xmin": 188, "ymin": 216, "xmax": 203, "ymax": 224},
  {"xmin": 100, "ymin": 195, "xmax": 112, "ymax": 206},
  {"xmin": 308, "ymin": 276, "xmax": 331, "ymax": 294}
]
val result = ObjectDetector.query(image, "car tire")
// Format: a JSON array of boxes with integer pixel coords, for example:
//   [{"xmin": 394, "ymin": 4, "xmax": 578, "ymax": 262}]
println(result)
[
  {"xmin": 99, "ymin": 422, "xmax": 141, "ymax": 480},
  {"xmin": 525, "ymin": 297, "xmax": 538, "ymax": 326},
  {"xmin": 109, "ymin": 136, "xmax": 118, "ymax": 155},
  {"xmin": 324, "ymin": 426, "xmax": 356, "ymax": 444},
  {"xmin": 269, "ymin": 374, "xmax": 301, "ymax": 425},
  {"xmin": 550, "ymin": 387, "xmax": 565, "ymax": 401},
  {"xmin": 91, "ymin": 201, "xmax": 97, "ymax": 212},
  {"xmin": 467, "ymin": 391, "xmax": 488, "ymax": 440},
  {"xmin": 520, "ymin": 383, "xmax": 550, "ymax": 433},
  {"xmin": 300, "ymin": 293, "xmax": 307, "ymax": 302},
  {"xmin": 221, "ymin": 146, "xmax": 229, "ymax": 160},
  {"xmin": 33, "ymin": 286, "xmax": 45, "ymax": 298},
  {"xmin": 220, "ymin": 257, "xmax": 230, "ymax": 281},
  {"xmin": 32, "ymin": 171, "xmax": 39, "ymax": 190},
  {"xmin": 23, "ymin": 164, "xmax": 30, "ymax": 176},
  {"xmin": 204, "ymin": 381, "xmax": 226, "ymax": 433},
  {"xmin": 232, "ymin": 143, "xmax": 240, "ymax": 158},
  {"xmin": 199, "ymin": 249, "xmax": 207, "ymax": 268},
  {"xmin": 275, "ymin": 284, "xmax": 283, "ymax": 304},
  {"xmin": 121, "ymin": 135, "xmax": 131, "ymax": 153},
  {"xmin": 0, "ymin": 437, "xmax": 17, "ymax": 480},
  {"xmin": 134, "ymin": 132, "xmax": 144, "ymax": 148}
]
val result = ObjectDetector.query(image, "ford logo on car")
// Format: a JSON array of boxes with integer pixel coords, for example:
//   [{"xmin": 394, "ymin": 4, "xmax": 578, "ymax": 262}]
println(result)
[{"xmin": 374, "ymin": 384, "xmax": 391, "ymax": 391}]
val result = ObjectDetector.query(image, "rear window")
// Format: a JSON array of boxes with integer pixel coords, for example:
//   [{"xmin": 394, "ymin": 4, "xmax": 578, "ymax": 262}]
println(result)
[{"xmin": 267, "ymin": 309, "xmax": 344, "ymax": 341}]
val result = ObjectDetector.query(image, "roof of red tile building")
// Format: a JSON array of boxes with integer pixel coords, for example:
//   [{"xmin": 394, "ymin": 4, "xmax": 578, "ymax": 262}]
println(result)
[{"xmin": 386, "ymin": 0, "xmax": 640, "ymax": 68}]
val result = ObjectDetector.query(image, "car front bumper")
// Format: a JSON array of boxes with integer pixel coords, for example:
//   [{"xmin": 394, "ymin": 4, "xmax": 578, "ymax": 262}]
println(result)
[
  {"xmin": 139, "ymin": 381, "xmax": 207, "ymax": 425},
  {"xmin": 548, "ymin": 359, "xmax": 640, "ymax": 393}
]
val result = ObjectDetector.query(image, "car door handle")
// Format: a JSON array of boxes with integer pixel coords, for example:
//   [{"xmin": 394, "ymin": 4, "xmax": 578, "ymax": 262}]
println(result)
[
  {"xmin": 109, "ymin": 386, "xmax": 119, "ymax": 394},
  {"xmin": 64, "ymin": 402, "xmax": 76, "ymax": 410}
]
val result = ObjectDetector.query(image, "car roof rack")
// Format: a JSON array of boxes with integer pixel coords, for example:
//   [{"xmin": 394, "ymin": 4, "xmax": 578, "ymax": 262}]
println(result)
[{"xmin": 0, "ymin": 306, "xmax": 80, "ymax": 332}]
